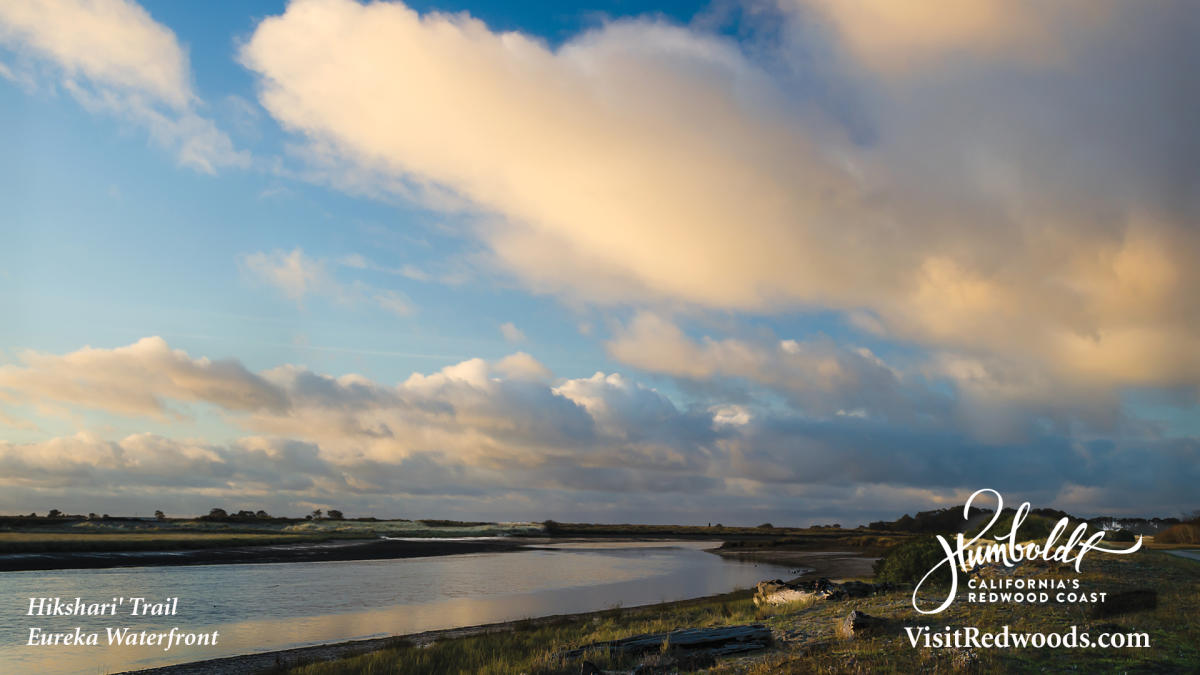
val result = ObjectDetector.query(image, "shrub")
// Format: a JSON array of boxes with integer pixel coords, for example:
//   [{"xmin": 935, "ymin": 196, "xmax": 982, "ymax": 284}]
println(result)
[
  {"xmin": 969, "ymin": 512, "xmax": 1058, "ymax": 542},
  {"xmin": 874, "ymin": 537, "xmax": 950, "ymax": 586},
  {"xmin": 1156, "ymin": 523, "xmax": 1200, "ymax": 545},
  {"xmin": 1107, "ymin": 529, "xmax": 1136, "ymax": 543}
]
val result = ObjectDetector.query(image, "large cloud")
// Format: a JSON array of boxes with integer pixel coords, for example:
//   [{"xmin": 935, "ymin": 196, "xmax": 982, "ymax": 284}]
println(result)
[
  {"xmin": 790, "ymin": 0, "xmax": 1115, "ymax": 73},
  {"xmin": 2, "ymin": 338, "xmax": 1195, "ymax": 521},
  {"xmin": 605, "ymin": 313, "xmax": 1132, "ymax": 443},
  {"xmin": 0, "ymin": 337, "xmax": 288, "ymax": 418},
  {"xmin": 607, "ymin": 312, "xmax": 946, "ymax": 424},
  {"xmin": 0, "ymin": 0, "xmax": 246, "ymax": 172},
  {"xmin": 238, "ymin": 0, "xmax": 1199, "ymax": 394},
  {"xmin": 0, "ymin": 433, "xmax": 338, "ymax": 492}
]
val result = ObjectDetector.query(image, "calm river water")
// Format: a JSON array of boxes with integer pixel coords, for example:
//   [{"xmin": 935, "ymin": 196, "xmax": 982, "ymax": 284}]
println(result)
[{"xmin": 0, "ymin": 541, "xmax": 794, "ymax": 674}]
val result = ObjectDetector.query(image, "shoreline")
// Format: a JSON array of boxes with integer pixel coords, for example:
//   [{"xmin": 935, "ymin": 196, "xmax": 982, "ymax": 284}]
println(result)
[
  {"xmin": 116, "ymin": 549, "xmax": 1200, "ymax": 675},
  {"xmin": 119, "ymin": 606, "xmax": 657, "ymax": 675},
  {"xmin": 117, "ymin": 549, "xmax": 874, "ymax": 675},
  {"xmin": 0, "ymin": 535, "xmax": 875, "ymax": 573},
  {"xmin": 713, "ymin": 548, "xmax": 879, "ymax": 580},
  {"xmin": 0, "ymin": 537, "xmax": 533, "ymax": 572}
]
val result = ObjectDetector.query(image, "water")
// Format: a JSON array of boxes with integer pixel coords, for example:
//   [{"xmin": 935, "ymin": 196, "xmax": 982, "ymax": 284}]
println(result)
[{"xmin": 0, "ymin": 541, "xmax": 794, "ymax": 674}]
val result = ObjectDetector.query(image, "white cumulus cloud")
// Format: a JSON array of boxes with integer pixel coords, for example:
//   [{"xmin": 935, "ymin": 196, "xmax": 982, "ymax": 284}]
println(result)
[
  {"xmin": 238, "ymin": 0, "xmax": 1200, "ymax": 394},
  {"xmin": 0, "ymin": 0, "xmax": 247, "ymax": 172}
]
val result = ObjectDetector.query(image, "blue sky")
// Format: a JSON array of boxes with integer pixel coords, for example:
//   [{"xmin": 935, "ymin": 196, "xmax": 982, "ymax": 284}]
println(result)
[
  {"xmin": 1, "ymin": 0, "xmax": 1197, "ymax": 524},
  {"xmin": 2, "ymin": 0, "xmax": 733, "ymax": 380}
]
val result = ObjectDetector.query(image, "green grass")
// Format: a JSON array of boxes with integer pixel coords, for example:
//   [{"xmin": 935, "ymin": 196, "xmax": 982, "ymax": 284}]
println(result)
[{"xmin": 281, "ymin": 550, "xmax": 1199, "ymax": 674}]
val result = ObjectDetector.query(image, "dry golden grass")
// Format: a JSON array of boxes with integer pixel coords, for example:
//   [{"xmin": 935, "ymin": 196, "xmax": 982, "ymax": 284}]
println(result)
[{"xmin": 1153, "ymin": 523, "xmax": 1200, "ymax": 546}]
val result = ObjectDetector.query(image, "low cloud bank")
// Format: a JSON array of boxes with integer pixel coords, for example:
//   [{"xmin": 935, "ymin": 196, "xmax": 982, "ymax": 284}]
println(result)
[{"xmin": 2, "ymin": 338, "xmax": 1194, "ymax": 522}]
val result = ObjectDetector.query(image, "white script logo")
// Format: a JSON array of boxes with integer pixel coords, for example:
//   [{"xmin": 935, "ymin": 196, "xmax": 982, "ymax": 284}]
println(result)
[{"xmin": 913, "ymin": 489, "xmax": 1143, "ymax": 614}]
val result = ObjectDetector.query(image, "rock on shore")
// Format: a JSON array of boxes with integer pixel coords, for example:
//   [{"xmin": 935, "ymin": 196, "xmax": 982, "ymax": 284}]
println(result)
[{"xmin": 752, "ymin": 577, "xmax": 890, "ymax": 606}]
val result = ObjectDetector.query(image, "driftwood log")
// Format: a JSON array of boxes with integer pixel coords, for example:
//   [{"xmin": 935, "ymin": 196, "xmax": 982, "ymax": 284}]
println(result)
[
  {"xmin": 839, "ymin": 610, "xmax": 893, "ymax": 638},
  {"xmin": 753, "ymin": 577, "xmax": 890, "ymax": 606}
]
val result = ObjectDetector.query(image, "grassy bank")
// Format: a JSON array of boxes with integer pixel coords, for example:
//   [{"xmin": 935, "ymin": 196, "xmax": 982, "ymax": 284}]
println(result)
[
  {"xmin": 282, "ymin": 591, "xmax": 769, "ymax": 675},
  {"xmin": 276, "ymin": 550, "xmax": 1199, "ymax": 674},
  {"xmin": 718, "ymin": 534, "xmax": 911, "ymax": 557}
]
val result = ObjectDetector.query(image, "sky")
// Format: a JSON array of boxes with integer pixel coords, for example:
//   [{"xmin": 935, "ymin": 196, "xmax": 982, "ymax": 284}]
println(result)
[{"xmin": 0, "ymin": 0, "xmax": 1197, "ymax": 525}]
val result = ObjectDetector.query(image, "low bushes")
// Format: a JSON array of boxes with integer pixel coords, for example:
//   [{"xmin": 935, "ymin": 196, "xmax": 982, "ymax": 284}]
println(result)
[
  {"xmin": 1156, "ymin": 523, "xmax": 1200, "ymax": 545},
  {"xmin": 873, "ymin": 537, "xmax": 949, "ymax": 586}
]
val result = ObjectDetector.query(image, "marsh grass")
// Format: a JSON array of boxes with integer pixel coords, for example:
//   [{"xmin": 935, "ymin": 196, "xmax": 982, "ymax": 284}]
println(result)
[
  {"xmin": 0, "ymin": 532, "xmax": 330, "ymax": 553},
  {"xmin": 1154, "ymin": 523, "xmax": 1200, "ymax": 545}
]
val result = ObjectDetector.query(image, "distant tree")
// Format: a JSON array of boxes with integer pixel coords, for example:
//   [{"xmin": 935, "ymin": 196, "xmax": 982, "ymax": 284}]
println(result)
[
  {"xmin": 757, "ymin": 523, "xmax": 774, "ymax": 529},
  {"xmin": 207, "ymin": 508, "xmax": 228, "ymax": 520},
  {"xmin": 47, "ymin": 509, "xmax": 63, "ymax": 518},
  {"xmin": 311, "ymin": 509, "xmax": 323, "ymax": 519},
  {"xmin": 327, "ymin": 509, "xmax": 344, "ymax": 520},
  {"xmin": 255, "ymin": 510, "xmax": 270, "ymax": 519},
  {"xmin": 154, "ymin": 510, "xmax": 166, "ymax": 521}
]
